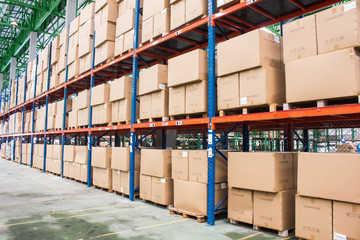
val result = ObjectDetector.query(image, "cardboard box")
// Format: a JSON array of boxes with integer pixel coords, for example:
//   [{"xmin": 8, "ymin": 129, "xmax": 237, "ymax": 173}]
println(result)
[
  {"xmin": 140, "ymin": 174, "xmax": 152, "ymax": 200},
  {"xmin": 78, "ymin": 89, "xmax": 90, "ymax": 109},
  {"xmin": 169, "ymin": 85, "xmax": 186, "ymax": 116},
  {"xmin": 168, "ymin": 49, "xmax": 208, "ymax": 87},
  {"xmin": 95, "ymin": 23, "xmax": 116, "ymax": 47},
  {"xmin": 143, "ymin": 0, "xmax": 169, "ymax": 20},
  {"xmin": 92, "ymin": 103, "xmax": 112, "ymax": 125},
  {"xmin": 217, "ymin": 29, "xmax": 282, "ymax": 76},
  {"xmin": 217, "ymin": 73, "xmax": 240, "ymax": 110},
  {"xmin": 185, "ymin": 0, "xmax": 207, "ymax": 23},
  {"xmin": 93, "ymin": 167, "xmax": 112, "ymax": 189},
  {"xmin": 186, "ymin": 80, "xmax": 207, "ymax": 114},
  {"xmin": 80, "ymin": 2, "xmax": 95, "ymax": 25},
  {"xmin": 298, "ymin": 152, "xmax": 360, "ymax": 204},
  {"xmin": 254, "ymin": 190, "xmax": 296, "ymax": 231},
  {"xmin": 75, "ymin": 146, "xmax": 88, "ymax": 164},
  {"xmin": 63, "ymin": 145, "xmax": 75, "ymax": 162},
  {"xmin": 112, "ymin": 169, "xmax": 121, "ymax": 192},
  {"xmin": 174, "ymin": 180, "xmax": 227, "ymax": 216},
  {"xmin": 171, "ymin": 150, "xmax": 189, "ymax": 181},
  {"xmin": 228, "ymin": 152, "xmax": 297, "ymax": 192},
  {"xmin": 151, "ymin": 90, "xmax": 169, "ymax": 118},
  {"xmin": 110, "ymin": 76, "xmax": 133, "ymax": 102},
  {"xmin": 95, "ymin": 3, "xmax": 118, "ymax": 28},
  {"xmin": 111, "ymin": 100, "xmax": 119, "ymax": 122},
  {"xmin": 152, "ymin": 177, "xmax": 173, "ymax": 205},
  {"xmin": 68, "ymin": 60, "xmax": 80, "ymax": 80},
  {"xmin": 189, "ymin": 150, "xmax": 227, "ymax": 184},
  {"xmin": 79, "ymin": 53, "xmax": 92, "ymax": 74},
  {"xmin": 118, "ymin": 98, "xmax": 134, "ymax": 121},
  {"xmin": 80, "ymin": 164, "xmax": 88, "ymax": 182},
  {"xmin": 78, "ymin": 108, "xmax": 90, "ymax": 126},
  {"xmin": 139, "ymin": 94, "xmax": 152, "ymax": 119},
  {"xmin": 142, "ymin": 17, "xmax": 154, "ymax": 43},
  {"xmin": 92, "ymin": 147, "xmax": 112, "ymax": 168},
  {"xmin": 114, "ymin": 35, "xmax": 124, "ymax": 56},
  {"xmin": 153, "ymin": 8, "xmax": 170, "ymax": 37},
  {"xmin": 69, "ymin": 16, "xmax": 80, "ymax": 37},
  {"xmin": 116, "ymin": 9, "xmax": 135, "ymax": 37},
  {"xmin": 228, "ymin": 188, "xmax": 253, "ymax": 224},
  {"xmin": 111, "ymin": 147, "xmax": 140, "ymax": 171},
  {"xmin": 120, "ymin": 170, "xmax": 140, "ymax": 195},
  {"xmin": 333, "ymin": 201, "xmax": 360, "ymax": 240},
  {"xmin": 52, "ymin": 145, "xmax": 62, "ymax": 159},
  {"xmin": 286, "ymin": 45, "xmax": 360, "ymax": 103},
  {"xmin": 295, "ymin": 195, "xmax": 332, "ymax": 240},
  {"xmin": 139, "ymin": 64, "xmax": 168, "ymax": 95},
  {"xmin": 316, "ymin": 1, "xmax": 360, "ymax": 54},
  {"xmin": 123, "ymin": 28, "xmax": 141, "ymax": 52},
  {"xmin": 94, "ymin": 41, "xmax": 115, "ymax": 66},
  {"xmin": 91, "ymin": 84, "xmax": 110, "ymax": 106},
  {"xmin": 141, "ymin": 149, "xmax": 171, "ymax": 177},
  {"xmin": 240, "ymin": 66, "xmax": 285, "ymax": 107},
  {"xmin": 283, "ymin": 14, "xmax": 317, "ymax": 63},
  {"xmin": 170, "ymin": 0, "xmax": 185, "ymax": 30},
  {"xmin": 75, "ymin": 163, "xmax": 81, "ymax": 180}
]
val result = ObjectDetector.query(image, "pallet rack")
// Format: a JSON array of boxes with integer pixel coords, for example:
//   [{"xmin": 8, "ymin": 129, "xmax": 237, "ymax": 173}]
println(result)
[{"xmin": 0, "ymin": 0, "xmax": 354, "ymax": 226}]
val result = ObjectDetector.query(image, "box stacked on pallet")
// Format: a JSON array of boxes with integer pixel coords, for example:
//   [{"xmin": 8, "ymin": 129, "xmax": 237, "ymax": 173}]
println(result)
[
  {"xmin": 9, "ymin": 78, "xmax": 17, "ymax": 109},
  {"xmin": 63, "ymin": 145, "xmax": 76, "ymax": 179},
  {"xmin": 1, "ymin": 143, "xmax": 6, "ymax": 159},
  {"xmin": 47, "ymin": 102, "xmax": 57, "ymax": 130},
  {"xmin": 94, "ymin": 0, "xmax": 118, "ymax": 66},
  {"xmin": 50, "ymin": 36, "xmax": 60, "ymax": 89},
  {"xmin": 74, "ymin": 145, "xmax": 88, "ymax": 183},
  {"xmin": 228, "ymin": 153, "xmax": 297, "ymax": 236},
  {"xmin": 13, "ymin": 139, "xmax": 21, "ymax": 163},
  {"xmin": 170, "ymin": 0, "xmax": 207, "ymax": 31},
  {"xmin": 47, "ymin": 144, "xmax": 62, "ymax": 174},
  {"xmin": 36, "ymin": 46, "xmax": 50, "ymax": 96},
  {"xmin": 54, "ymin": 99, "xmax": 72, "ymax": 129},
  {"xmin": 32, "ymin": 144, "xmax": 44, "ymax": 170},
  {"xmin": 111, "ymin": 147, "xmax": 140, "ymax": 195},
  {"xmin": 142, "ymin": 0, "xmax": 169, "ymax": 44},
  {"xmin": 21, "ymin": 143, "xmax": 29, "ymax": 165},
  {"xmin": 24, "ymin": 111, "xmax": 33, "ymax": 133},
  {"xmin": 35, "ymin": 107, "xmax": 46, "ymax": 132},
  {"xmin": 77, "ymin": 90, "xmax": 90, "ymax": 127},
  {"xmin": 91, "ymin": 84, "xmax": 111, "ymax": 125},
  {"xmin": 79, "ymin": 2, "xmax": 95, "ymax": 74},
  {"xmin": 17, "ymin": 76, "xmax": 25, "ymax": 106},
  {"xmin": 68, "ymin": 96, "xmax": 78, "ymax": 129},
  {"xmin": 171, "ymin": 150, "xmax": 228, "ymax": 217},
  {"xmin": 68, "ymin": 17, "xmax": 80, "ymax": 80},
  {"xmin": 296, "ymin": 153, "xmax": 360, "ymax": 240},
  {"xmin": 138, "ymin": 64, "xmax": 169, "ymax": 122},
  {"xmin": 109, "ymin": 76, "xmax": 134, "ymax": 124},
  {"xmin": 168, "ymin": 49, "xmax": 208, "ymax": 119},
  {"xmin": 14, "ymin": 112, "xmax": 22, "ymax": 134},
  {"xmin": 217, "ymin": 29, "xmax": 284, "ymax": 116},
  {"xmin": 140, "ymin": 149, "xmax": 173, "ymax": 206},
  {"xmin": 92, "ymin": 147, "xmax": 112, "ymax": 190},
  {"xmin": 58, "ymin": 28, "xmax": 69, "ymax": 85}
]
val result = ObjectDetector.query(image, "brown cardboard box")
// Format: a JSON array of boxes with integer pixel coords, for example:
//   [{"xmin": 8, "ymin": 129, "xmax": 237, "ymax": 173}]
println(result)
[
  {"xmin": 118, "ymin": 98, "xmax": 134, "ymax": 121},
  {"xmin": 316, "ymin": 1, "xmax": 360, "ymax": 54},
  {"xmin": 295, "ymin": 195, "xmax": 332, "ymax": 240},
  {"xmin": 75, "ymin": 163, "xmax": 81, "ymax": 181},
  {"xmin": 69, "ymin": 162, "xmax": 76, "ymax": 178},
  {"xmin": 169, "ymin": 85, "xmax": 186, "ymax": 116},
  {"xmin": 93, "ymin": 167, "xmax": 112, "ymax": 189},
  {"xmin": 64, "ymin": 145, "xmax": 75, "ymax": 162},
  {"xmin": 79, "ymin": 53, "xmax": 92, "ymax": 74},
  {"xmin": 69, "ymin": 16, "xmax": 80, "ymax": 36},
  {"xmin": 95, "ymin": 3, "xmax": 118, "ymax": 27},
  {"xmin": 110, "ymin": 76, "xmax": 133, "ymax": 102},
  {"xmin": 112, "ymin": 169, "xmax": 121, "ymax": 192},
  {"xmin": 217, "ymin": 29, "xmax": 282, "ymax": 76},
  {"xmin": 139, "ymin": 64, "xmax": 168, "ymax": 95},
  {"xmin": 120, "ymin": 170, "xmax": 140, "ymax": 195},
  {"xmin": 115, "ymin": 35, "xmax": 124, "ymax": 57},
  {"xmin": 80, "ymin": 164, "xmax": 88, "ymax": 182},
  {"xmin": 111, "ymin": 100, "xmax": 119, "ymax": 122},
  {"xmin": 154, "ymin": 8, "xmax": 170, "ymax": 37},
  {"xmin": 254, "ymin": 190, "xmax": 296, "ymax": 231},
  {"xmin": 228, "ymin": 152, "xmax": 297, "ymax": 192},
  {"xmin": 151, "ymin": 90, "xmax": 169, "ymax": 118},
  {"xmin": 140, "ymin": 174, "xmax": 152, "ymax": 200},
  {"xmin": 170, "ymin": 0, "xmax": 185, "ymax": 30},
  {"xmin": 185, "ymin": 0, "xmax": 207, "ymax": 23},
  {"xmin": 171, "ymin": 150, "xmax": 189, "ymax": 181},
  {"xmin": 95, "ymin": 0, "xmax": 116, "ymax": 13},
  {"xmin": 217, "ymin": 73, "xmax": 240, "ymax": 110},
  {"xmin": 78, "ymin": 108, "xmax": 89, "ymax": 126},
  {"xmin": 94, "ymin": 41, "xmax": 115, "ymax": 66},
  {"xmin": 91, "ymin": 84, "xmax": 110, "ymax": 106},
  {"xmin": 189, "ymin": 150, "xmax": 227, "ymax": 184},
  {"xmin": 125, "ymin": 0, "xmax": 143, "ymax": 11},
  {"xmin": 283, "ymin": 15, "xmax": 317, "ymax": 63},
  {"xmin": 286, "ymin": 48, "xmax": 360, "ymax": 103},
  {"xmin": 139, "ymin": 94, "xmax": 152, "ymax": 119},
  {"xmin": 143, "ymin": 0, "xmax": 169, "ymax": 20},
  {"xmin": 52, "ymin": 145, "xmax": 62, "ymax": 159},
  {"xmin": 298, "ymin": 152, "xmax": 360, "ymax": 204},
  {"xmin": 186, "ymin": 80, "xmax": 207, "ymax": 114},
  {"xmin": 80, "ymin": 2, "xmax": 95, "ymax": 25},
  {"xmin": 75, "ymin": 146, "xmax": 88, "ymax": 164},
  {"xmin": 116, "ymin": 9, "xmax": 135, "ymax": 37},
  {"xmin": 333, "ymin": 201, "xmax": 360, "ymax": 240},
  {"xmin": 78, "ymin": 90, "xmax": 90, "ymax": 110},
  {"xmin": 142, "ymin": 17, "xmax": 154, "ymax": 43},
  {"xmin": 68, "ymin": 60, "xmax": 80, "ymax": 80},
  {"xmin": 79, "ymin": 20, "xmax": 94, "ymax": 55},
  {"xmin": 174, "ymin": 180, "xmax": 227, "ymax": 216},
  {"xmin": 168, "ymin": 49, "xmax": 208, "ymax": 87},
  {"xmin": 124, "ymin": 28, "xmax": 142, "ymax": 52},
  {"xmin": 152, "ymin": 177, "xmax": 173, "ymax": 205},
  {"xmin": 92, "ymin": 103, "xmax": 112, "ymax": 125},
  {"xmin": 92, "ymin": 147, "xmax": 112, "ymax": 168},
  {"xmin": 141, "ymin": 149, "xmax": 171, "ymax": 177},
  {"xmin": 228, "ymin": 187, "xmax": 253, "ymax": 224},
  {"xmin": 240, "ymin": 66, "xmax": 285, "ymax": 107},
  {"xmin": 111, "ymin": 147, "xmax": 140, "ymax": 171},
  {"xmin": 95, "ymin": 23, "xmax": 116, "ymax": 47}
]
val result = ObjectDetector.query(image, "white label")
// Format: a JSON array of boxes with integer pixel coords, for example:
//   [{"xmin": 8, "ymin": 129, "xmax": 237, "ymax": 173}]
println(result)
[
  {"xmin": 182, "ymin": 151, "xmax": 188, "ymax": 158},
  {"xmin": 334, "ymin": 233, "xmax": 347, "ymax": 240},
  {"xmin": 161, "ymin": 9, "xmax": 167, "ymax": 15},
  {"xmin": 246, "ymin": 0, "xmax": 256, "ymax": 4},
  {"xmin": 161, "ymin": 178, "xmax": 166, "ymax": 183},
  {"xmin": 176, "ymin": 121, "xmax": 182, "ymax": 126},
  {"xmin": 215, "ymin": 12, "xmax": 226, "ymax": 17},
  {"xmin": 273, "ymin": 35, "xmax": 280, "ymax": 44},
  {"xmin": 159, "ymin": 84, "xmax": 165, "ymax": 90},
  {"xmin": 207, "ymin": 148, "xmax": 213, "ymax": 158},
  {"xmin": 220, "ymin": 183, "xmax": 227, "ymax": 189},
  {"xmin": 218, "ymin": 0, "xmax": 224, "ymax": 5},
  {"xmin": 162, "ymin": 122, "xmax": 168, "ymax": 126},
  {"xmin": 175, "ymin": 30, "xmax": 182, "ymax": 35},
  {"xmin": 152, "ymin": 40, "xmax": 159, "ymax": 46},
  {"xmin": 344, "ymin": 1, "xmax": 356, "ymax": 12},
  {"xmin": 117, "ymin": 170, "xmax": 120, "ymax": 174},
  {"xmin": 120, "ymin": 187, "xmax": 123, "ymax": 192},
  {"xmin": 83, "ymin": 165, "xmax": 86, "ymax": 169},
  {"xmin": 208, "ymin": 131, "xmax": 213, "ymax": 145},
  {"xmin": 149, "ymin": 123, "xmax": 155, "ymax": 127},
  {"xmin": 240, "ymin": 97, "xmax": 248, "ymax": 105},
  {"xmin": 130, "ymin": 147, "xmax": 133, "ymax": 153}
]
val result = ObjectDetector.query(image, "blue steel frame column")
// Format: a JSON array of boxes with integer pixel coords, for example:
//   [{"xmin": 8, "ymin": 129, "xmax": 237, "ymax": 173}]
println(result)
[
  {"xmin": 7, "ymin": 79, "xmax": 12, "ymax": 159},
  {"xmin": 129, "ymin": 0, "xmax": 141, "ymax": 201},
  {"xmin": 30, "ymin": 55, "xmax": 39, "ymax": 168},
  {"xmin": 12, "ymin": 74, "xmax": 19, "ymax": 161},
  {"xmin": 207, "ymin": 0, "xmax": 216, "ymax": 226},
  {"xmin": 20, "ymin": 65, "xmax": 28, "ymax": 164},
  {"xmin": 43, "ymin": 42, "xmax": 52, "ymax": 172}
]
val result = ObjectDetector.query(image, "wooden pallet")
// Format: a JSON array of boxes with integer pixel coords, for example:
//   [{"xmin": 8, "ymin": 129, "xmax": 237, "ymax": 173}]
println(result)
[
  {"xmin": 108, "ymin": 121, "xmax": 131, "ymax": 126},
  {"xmin": 94, "ymin": 57, "xmax": 115, "ymax": 68},
  {"xmin": 284, "ymin": 96, "xmax": 360, "ymax": 110},
  {"xmin": 113, "ymin": 191, "xmax": 140, "ymax": 199},
  {"xmin": 67, "ymin": 126, "xmax": 78, "ymax": 130},
  {"xmin": 219, "ymin": 104, "xmax": 280, "ymax": 117},
  {"xmin": 170, "ymin": 113, "xmax": 207, "ymax": 121},
  {"xmin": 142, "ymin": 199, "xmax": 170, "ymax": 208},
  {"xmin": 137, "ymin": 116, "xmax": 170, "ymax": 123},
  {"xmin": 77, "ymin": 125, "xmax": 89, "ymax": 129},
  {"xmin": 169, "ymin": 207, "xmax": 206, "ymax": 223},
  {"xmin": 93, "ymin": 185, "xmax": 113, "ymax": 193}
]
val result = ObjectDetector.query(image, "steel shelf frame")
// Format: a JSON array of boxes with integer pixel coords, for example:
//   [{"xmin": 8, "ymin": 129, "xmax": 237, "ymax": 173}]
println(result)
[{"xmin": 0, "ymin": 0, "xmax": 350, "ymax": 226}]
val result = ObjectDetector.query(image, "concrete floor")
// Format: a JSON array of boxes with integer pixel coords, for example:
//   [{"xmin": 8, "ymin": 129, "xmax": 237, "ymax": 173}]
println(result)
[{"xmin": 0, "ymin": 159, "xmax": 298, "ymax": 240}]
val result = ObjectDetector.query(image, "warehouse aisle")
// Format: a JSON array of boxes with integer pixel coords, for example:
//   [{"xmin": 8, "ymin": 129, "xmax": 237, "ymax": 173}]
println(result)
[{"xmin": 0, "ymin": 159, "xmax": 296, "ymax": 240}]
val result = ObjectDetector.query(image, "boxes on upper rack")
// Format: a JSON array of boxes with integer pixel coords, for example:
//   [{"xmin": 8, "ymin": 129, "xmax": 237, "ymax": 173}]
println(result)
[{"xmin": 109, "ymin": 77, "xmax": 132, "ymax": 102}]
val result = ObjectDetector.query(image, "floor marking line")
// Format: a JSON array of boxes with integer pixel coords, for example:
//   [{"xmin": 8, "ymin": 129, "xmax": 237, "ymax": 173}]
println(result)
[
  {"xmin": 239, "ymin": 232, "xmax": 261, "ymax": 240},
  {"xmin": 282, "ymin": 237, "xmax": 293, "ymax": 240}
]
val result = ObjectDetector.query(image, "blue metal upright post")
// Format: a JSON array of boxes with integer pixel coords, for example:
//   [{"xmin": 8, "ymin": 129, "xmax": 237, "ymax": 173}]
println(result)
[
  {"xmin": 207, "ymin": 0, "xmax": 216, "ymax": 226},
  {"xmin": 20, "ymin": 66, "xmax": 28, "ymax": 164},
  {"xmin": 43, "ymin": 42, "xmax": 52, "ymax": 172},
  {"xmin": 30, "ymin": 55, "xmax": 39, "ymax": 168},
  {"xmin": 12, "ymin": 74, "xmax": 19, "ymax": 161},
  {"xmin": 129, "ymin": 0, "xmax": 141, "ymax": 201},
  {"xmin": 7, "ymin": 81, "xmax": 12, "ymax": 159}
]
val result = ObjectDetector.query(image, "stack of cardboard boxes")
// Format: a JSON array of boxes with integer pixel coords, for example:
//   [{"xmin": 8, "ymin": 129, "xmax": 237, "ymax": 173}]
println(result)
[
  {"xmin": 47, "ymin": 102, "xmax": 57, "ymax": 131},
  {"xmin": 139, "ymin": 64, "xmax": 169, "ymax": 121},
  {"xmin": 35, "ymin": 46, "xmax": 50, "ymax": 97},
  {"xmin": 24, "ymin": 111, "xmax": 33, "ymax": 133},
  {"xmin": 296, "ymin": 153, "xmax": 360, "ymax": 240},
  {"xmin": 13, "ymin": 139, "xmax": 21, "ymax": 163},
  {"xmin": 54, "ymin": 99, "xmax": 72, "ymax": 129},
  {"xmin": 35, "ymin": 107, "xmax": 46, "ymax": 131},
  {"xmin": 228, "ymin": 152, "xmax": 297, "ymax": 234},
  {"xmin": 58, "ymin": 29, "xmax": 68, "ymax": 85},
  {"xmin": 168, "ymin": 49, "xmax": 208, "ymax": 117},
  {"xmin": 63, "ymin": 145, "xmax": 76, "ymax": 179},
  {"xmin": 46, "ymin": 144, "xmax": 62, "ymax": 175},
  {"xmin": 284, "ymin": 1, "xmax": 360, "ymax": 105},
  {"xmin": 91, "ymin": 84, "xmax": 111, "ymax": 125},
  {"xmin": 32, "ymin": 144, "xmax": 44, "ymax": 170},
  {"xmin": 50, "ymin": 36, "xmax": 60, "ymax": 89},
  {"xmin": 170, "ymin": 0, "xmax": 207, "ymax": 31},
  {"xmin": 77, "ymin": 90, "xmax": 90, "ymax": 127},
  {"xmin": 217, "ymin": 29, "xmax": 284, "ymax": 114},
  {"xmin": 172, "ymin": 150, "xmax": 228, "ymax": 216},
  {"xmin": 92, "ymin": 147, "xmax": 112, "ymax": 190},
  {"xmin": 21, "ymin": 143, "xmax": 30, "ymax": 165},
  {"xmin": 94, "ymin": 0, "xmax": 118, "ymax": 66},
  {"xmin": 67, "ymin": 17, "xmax": 80, "ymax": 81},
  {"xmin": 79, "ymin": 3, "xmax": 95, "ymax": 74},
  {"xmin": 110, "ymin": 76, "xmax": 134, "ymax": 124},
  {"xmin": 74, "ymin": 145, "xmax": 89, "ymax": 183},
  {"xmin": 68, "ymin": 97, "xmax": 78, "ymax": 129},
  {"xmin": 140, "ymin": 149, "xmax": 173, "ymax": 206}
]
